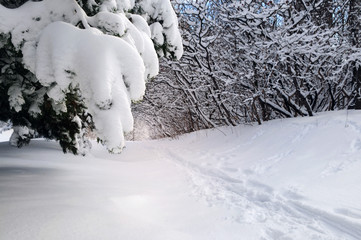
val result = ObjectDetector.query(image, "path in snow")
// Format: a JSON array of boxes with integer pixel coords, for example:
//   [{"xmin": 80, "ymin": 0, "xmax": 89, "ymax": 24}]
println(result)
[
  {"xmin": 161, "ymin": 110, "xmax": 361, "ymax": 239},
  {"xmin": 1, "ymin": 110, "xmax": 361, "ymax": 240}
]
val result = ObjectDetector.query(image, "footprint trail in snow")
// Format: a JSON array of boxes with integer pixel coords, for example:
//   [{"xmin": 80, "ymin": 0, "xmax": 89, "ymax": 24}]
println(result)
[{"xmin": 164, "ymin": 110, "xmax": 361, "ymax": 240}]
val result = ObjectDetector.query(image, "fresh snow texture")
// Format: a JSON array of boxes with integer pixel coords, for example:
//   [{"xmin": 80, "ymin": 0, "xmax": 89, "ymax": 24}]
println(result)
[
  {"xmin": 1, "ymin": 110, "xmax": 361, "ymax": 239},
  {"xmin": 141, "ymin": 0, "xmax": 183, "ymax": 59},
  {"xmin": 0, "ymin": 0, "xmax": 182, "ymax": 152}
]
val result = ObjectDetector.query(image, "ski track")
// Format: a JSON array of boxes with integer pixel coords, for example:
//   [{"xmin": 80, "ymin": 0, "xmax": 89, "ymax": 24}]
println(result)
[{"xmin": 164, "ymin": 142, "xmax": 361, "ymax": 240}]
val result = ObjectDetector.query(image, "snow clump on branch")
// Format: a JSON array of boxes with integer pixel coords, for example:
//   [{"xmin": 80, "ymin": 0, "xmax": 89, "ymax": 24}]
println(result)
[{"xmin": 0, "ymin": 0, "xmax": 183, "ymax": 154}]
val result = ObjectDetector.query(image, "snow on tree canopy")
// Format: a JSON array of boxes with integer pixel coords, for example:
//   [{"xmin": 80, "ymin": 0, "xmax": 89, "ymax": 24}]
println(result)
[{"xmin": 0, "ymin": 0, "xmax": 183, "ymax": 154}]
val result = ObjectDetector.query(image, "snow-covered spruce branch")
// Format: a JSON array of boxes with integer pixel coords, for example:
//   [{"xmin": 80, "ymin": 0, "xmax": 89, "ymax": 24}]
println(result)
[{"xmin": 0, "ymin": 0, "xmax": 183, "ymax": 154}]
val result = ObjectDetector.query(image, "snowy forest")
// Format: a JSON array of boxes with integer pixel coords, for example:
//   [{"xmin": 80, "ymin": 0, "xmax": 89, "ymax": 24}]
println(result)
[
  {"xmin": 0, "ymin": 0, "xmax": 361, "ymax": 154},
  {"xmin": 134, "ymin": 0, "xmax": 361, "ymax": 138},
  {"xmin": 1, "ymin": 1, "xmax": 361, "ymax": 239}
]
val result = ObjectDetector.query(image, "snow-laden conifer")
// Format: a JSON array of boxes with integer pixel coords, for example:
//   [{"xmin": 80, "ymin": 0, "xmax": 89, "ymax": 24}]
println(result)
[{"xmin": 0, "ymin": 0, "xmax": 183, "ymax": 154}]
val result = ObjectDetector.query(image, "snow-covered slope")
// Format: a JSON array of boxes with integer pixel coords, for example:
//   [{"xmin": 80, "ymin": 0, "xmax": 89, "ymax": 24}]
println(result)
[{"xmin": 0, "ymin": 110, "xmax": 361, "ymax": 239}]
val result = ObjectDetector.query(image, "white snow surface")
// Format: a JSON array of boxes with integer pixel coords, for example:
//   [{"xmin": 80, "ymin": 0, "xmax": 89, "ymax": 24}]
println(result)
[{"xmin": 1, "ymin": 110, "xmax": 361, "ymax": 239}]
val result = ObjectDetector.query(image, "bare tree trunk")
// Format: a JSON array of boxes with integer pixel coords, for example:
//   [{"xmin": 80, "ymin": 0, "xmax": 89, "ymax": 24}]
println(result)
[{"xmin": 349, "ymin": 0, "xmax": 361, "ymax": 109}]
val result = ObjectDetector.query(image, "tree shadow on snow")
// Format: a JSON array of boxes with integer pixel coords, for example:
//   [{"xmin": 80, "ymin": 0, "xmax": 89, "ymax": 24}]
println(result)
[{"xmin": 0, "ymin": 165, "xmax": 59, "ymax": 177}]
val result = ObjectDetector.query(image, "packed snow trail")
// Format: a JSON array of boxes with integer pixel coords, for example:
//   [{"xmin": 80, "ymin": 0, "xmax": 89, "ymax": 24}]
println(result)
[
  {"xmin": 163, "ymin": 110, "xmax": 361, "ymax": 239},
  {"xmin": 166, "ymin": 142, "xmax": 361, "ymax": 239},
  {"xmin": 1, "ymin": 110, "xmax": 361, "ymax": 239}
]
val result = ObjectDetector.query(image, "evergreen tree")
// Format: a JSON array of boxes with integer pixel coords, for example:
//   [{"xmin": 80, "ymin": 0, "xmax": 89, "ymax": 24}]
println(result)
[{"xmin": 0, "ymin": 0, "xmax": 182, "ymax": 154}]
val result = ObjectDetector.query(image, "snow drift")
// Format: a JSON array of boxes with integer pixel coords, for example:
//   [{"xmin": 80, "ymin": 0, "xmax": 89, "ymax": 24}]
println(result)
[{"xmin": 0, "ymin": 110, "xmax": 361, "ymax": 239}]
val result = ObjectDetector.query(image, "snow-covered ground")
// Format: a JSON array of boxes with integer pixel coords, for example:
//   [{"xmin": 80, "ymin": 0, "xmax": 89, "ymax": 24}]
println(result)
[{"xmin": 1, "ymin": 110, "xmax": 361, "ymax": 240}]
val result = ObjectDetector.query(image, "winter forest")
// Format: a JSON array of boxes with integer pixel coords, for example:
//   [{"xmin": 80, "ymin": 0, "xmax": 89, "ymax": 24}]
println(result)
[
  {"xmin": 0, "ymin": 0, "xmax": 360, "ymax": 154},
  {"xmin": 1, "ymin": 1, "xmax": 361, "ymax": 239},
  {"xmin": 134, "ymin": 0, "xmax": 361, "ymax": 138}
]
